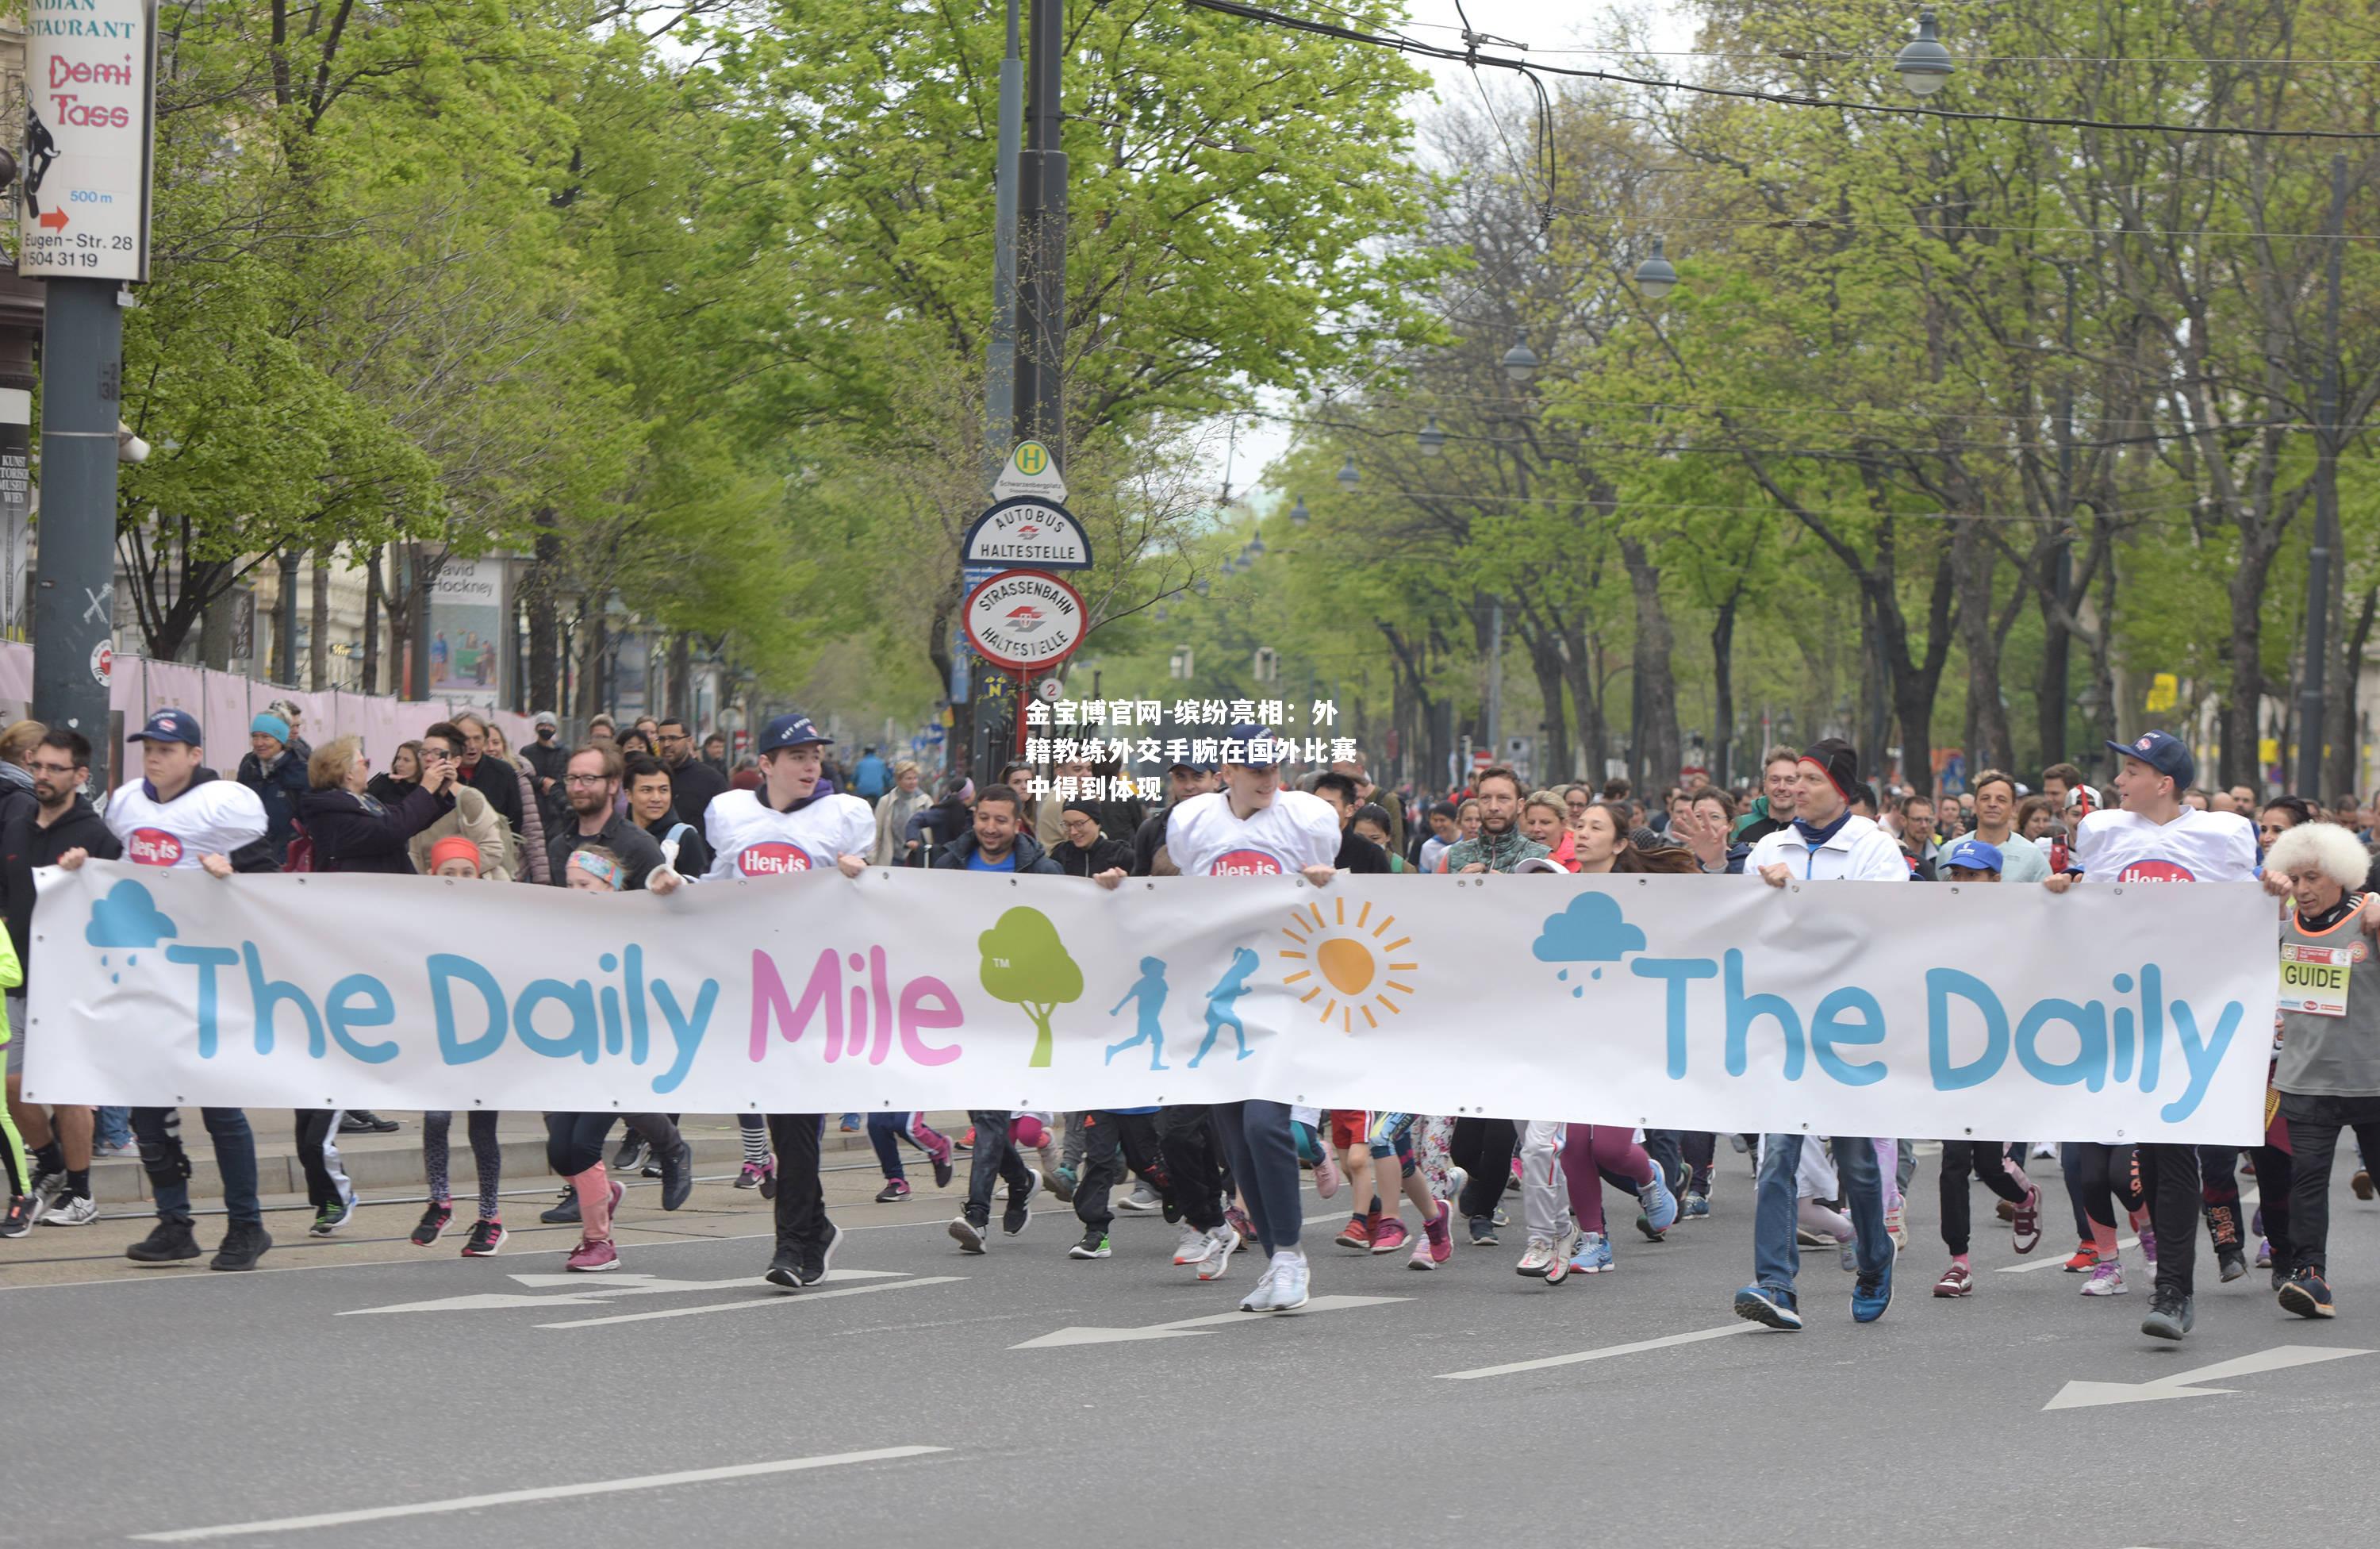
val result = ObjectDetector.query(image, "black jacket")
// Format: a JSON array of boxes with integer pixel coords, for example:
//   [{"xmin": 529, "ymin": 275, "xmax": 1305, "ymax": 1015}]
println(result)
[
  {"xmin": 522, "ymin": 736, "xmax": 570, "ymax": 825},
  {"xmin": 364, "ymin": 773, "xmax": 418, "ymax": 808},
  {"xmin": 0, "ymin": 797, "xmax": 118, "ymax": 990},
  {"xmin": 296, "ymin": 784, "xmax": 446, "ymax": 874},
  {"xmin": 1335, "ymin": 828, "xmax": 1391, "ymax": 874},
  {"xmin": 547, "ymin": 810, "xmax": 669, "ymax": 890},
  {"xmin": 666, "ymin": 755, "xmax": 730, "ymax": 831},
  {"xmin": 930, "ymin": 829, "xmax": 1064, "ymax": 874},
  {"xmin": 904, "ymin": 799, "xmax": 972, "ymax": 866},
  {"xmin": 1050, "ymin": 831, "xmax": 1131, "ymax": 878},
  {"xmin": 457, "ymin": 752, "xmax": 524, "ymax": 834},
  {"xmin": 236, "ymin": 748, "xmax": 310, "ymax": 864}
]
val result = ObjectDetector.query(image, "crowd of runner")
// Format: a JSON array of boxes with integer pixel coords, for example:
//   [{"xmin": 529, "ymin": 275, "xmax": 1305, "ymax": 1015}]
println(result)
[{"xmin": 1, "ymin": 700, "xmax": 2372, "ymax": 1343}]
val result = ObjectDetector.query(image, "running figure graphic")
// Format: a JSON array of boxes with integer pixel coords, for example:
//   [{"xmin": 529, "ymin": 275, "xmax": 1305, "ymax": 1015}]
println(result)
[
  {"xmin": 1191, "ymin": 947, "xmax": 1261, "ymax": 1067},
  {"xmin": 1105, "ymin": 957, "xmax": 1171, "ymax": 1070}
]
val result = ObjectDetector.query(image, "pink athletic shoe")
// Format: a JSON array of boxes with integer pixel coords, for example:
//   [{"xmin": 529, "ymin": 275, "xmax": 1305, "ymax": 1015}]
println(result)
[
  {"xmin": 1314, "ymin": 1151, "xmax": 1342, "ymax": 1200},
  {"xmin": 1371, "ymin": 1217, "xmax": 1409, "ymax": 1255},
  {"xmin": 567, "ymin": 1236, "xmax": 620, "ymax": 1272},
  {"xmin": 1418, "ymin": 1197, "xmax": 1453, "ymax": 1265}
]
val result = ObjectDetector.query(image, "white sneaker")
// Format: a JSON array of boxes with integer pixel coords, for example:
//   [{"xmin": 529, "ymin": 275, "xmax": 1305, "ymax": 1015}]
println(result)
[
  {"xmin": 1199, "ymin": 1223, "xmax": 1241, "ymax": 1281},
  {"xmin": 1269, "ymin": 1251, "xmax": 1311, "ymax": 1313},
  {"xmin": 1173, "ymin": 1223, "xmax": 1214, "ymax": 1266},
  {"xmin": 41, "ymin": 1193, "xmax": 98, "ymax": 1227},
  {"xmin": 1238, "ymin": 1261, "xmax": 1279, "ymax": 1312},
  {"xmin": 1544, "ymin": 1222, "xmax": 1581, "ymax": 1286},
  {"xmin": 1516, "ymin": 1237, "xmax": 1557, "ymax": 1278},
  {"xmin": 1444, "ymin": 1165, "xmax": 1468, "ymax": 1205},
  {"xmin": 1118, "ymin": 1181, "xmax": 1162, "ymax": 1213}
]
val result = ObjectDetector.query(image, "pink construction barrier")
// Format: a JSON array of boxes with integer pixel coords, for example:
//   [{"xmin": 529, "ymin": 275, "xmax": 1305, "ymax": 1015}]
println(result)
[{"xmin": 0, "ymin": 640, "xmax": 539, "ymax": 774}]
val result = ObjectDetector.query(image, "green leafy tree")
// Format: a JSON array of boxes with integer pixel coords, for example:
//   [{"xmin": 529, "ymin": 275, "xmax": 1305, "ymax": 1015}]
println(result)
[{"xmin": 977, "ymin": 907, "xmax": 1083, "ymax": 1069}]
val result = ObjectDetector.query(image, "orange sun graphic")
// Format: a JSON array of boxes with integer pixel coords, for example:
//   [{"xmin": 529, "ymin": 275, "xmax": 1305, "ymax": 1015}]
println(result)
[{"xmin": 1276, "ymin": 896, "xmax": 1420, "ymax": 1033}]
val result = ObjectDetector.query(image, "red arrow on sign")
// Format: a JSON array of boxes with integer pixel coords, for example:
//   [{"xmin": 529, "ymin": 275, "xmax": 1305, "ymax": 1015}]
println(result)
[{"xmin": 37, "ymin": 210, "xmax": 67, "ymax": 232}]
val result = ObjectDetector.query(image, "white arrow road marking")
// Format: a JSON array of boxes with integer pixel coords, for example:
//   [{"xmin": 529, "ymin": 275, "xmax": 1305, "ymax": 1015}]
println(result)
[
  {"xmin": 1011, "ymin": 1294, "xmax": 1407, "ymax": 1348},
  {"xmin": 1435, "ymin": 1321, "xmax": 1757, "ymax": 1380},
  {"xmin": 131, "ymin": 1446, "xmax": 950, "ymax": 1542},
  {"xmin": 2044, "ymin": 1343, "xmax": 2371, "ymax": 1410},
  {"xmin": 539, "ymin": 1274, "xmax": 969, "ymax": 1328},
  {"xmin": 340, "ymin": 1268, "xmax": 908, "ymax": 1316}
]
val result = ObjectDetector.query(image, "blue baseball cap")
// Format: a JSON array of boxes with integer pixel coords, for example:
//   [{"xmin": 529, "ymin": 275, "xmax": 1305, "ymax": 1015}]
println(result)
[
  {"xmin": 1944, "ymin": 838, "xmax": 2003, "ymax": 874},
  {"xmin": 2105, "ymin": 730, "xmax": 2194, "ymax": 790},
  {"xmin": 758, "ymin": 711, "xmax": 831, "ymax": 754},
  {"xmin": 1223, "ymin": 721, "xmax": 1286, "ymax": 768},
  {"xmin": 129, "ymin": 708, "xmax": 203, "ymax": 746}
]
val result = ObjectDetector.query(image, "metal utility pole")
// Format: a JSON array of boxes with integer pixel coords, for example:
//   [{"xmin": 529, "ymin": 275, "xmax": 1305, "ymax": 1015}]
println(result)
[
  {"xmin": 2041, "ymin": 263, "xmax": 2075, "ymax": 767},
  {"xmin": 1012, "ymin": 0, "xmax": 1068, "ymax": 457},
  {"xmin": 984, "ymin": 0, "xmax": 1023, "ymax": 480},
  {"xmin": 2296, "ymin": 152, "xmax": 2346, "ymax": 800},
  {"xmin": 32, "ymin": 279, "xmax": 125, "ymax": 795},
  {"xmin": 966, "ymin": 0, "xmax": 1027, "ymax": 782},
  {"xmin": 276, "ymin": 549, "xmax": 301, "ymax": 683},
  {"xmin": 1485, "ymin": 596, "xmax": 1504, "ymax": 759}
]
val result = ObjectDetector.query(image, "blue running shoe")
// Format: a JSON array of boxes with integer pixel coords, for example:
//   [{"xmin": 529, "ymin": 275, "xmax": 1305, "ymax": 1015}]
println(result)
[
  {"xmin": 1570, "ymin": 1230, "xmax": 1614, "ymax": 1274},
  {"xmin": 1637, "ymin": 1163, "xmax": 1678, "ymax": 1233},
  {"xmin": 1683, "ymin": 1191, "xmax": 1711, "ymax": 1220},
  {"xmin": 1733, "ymin": 1283, "xmax": 1802, "ymax": 1330},
  {"xmin": 1852, "ymin": 1257, "xmax": 1894, "ymax": 1324}
]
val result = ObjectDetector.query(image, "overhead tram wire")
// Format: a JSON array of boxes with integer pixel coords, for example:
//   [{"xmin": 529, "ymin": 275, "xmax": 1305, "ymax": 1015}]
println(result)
[{"xmin": 1180, "ymin": 0, "xmax": 2380, "ymax": 140}]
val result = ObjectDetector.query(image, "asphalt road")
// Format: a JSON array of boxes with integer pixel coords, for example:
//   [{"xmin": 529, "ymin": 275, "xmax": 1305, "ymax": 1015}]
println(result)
[{"xmin": 5, "ymin": 1148, "xmax": 2377, "ymax": 1547}]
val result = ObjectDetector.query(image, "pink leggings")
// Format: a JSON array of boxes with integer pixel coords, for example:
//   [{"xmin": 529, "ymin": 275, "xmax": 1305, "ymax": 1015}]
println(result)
[{"xmin": 1560, "ymin": 1125, "xmax": 1654, "ymax": 1234}]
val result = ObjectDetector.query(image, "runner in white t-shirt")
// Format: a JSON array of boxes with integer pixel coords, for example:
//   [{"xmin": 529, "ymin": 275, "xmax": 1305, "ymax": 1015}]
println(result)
[
  {"xmin": 691, "ymin": 710, "xmax": 872, "ymax": 1293},
  {"xmin": 1095, "ymin": 723, "xmax": 1338, "ymax": 1313},
  {"xmin": 56, "ymin": 709, "xmax": 274, "ymax": 1273},
  {"xmin": 2045, "ymin": 729, "xmax": 2256, "ymax": 1343}
]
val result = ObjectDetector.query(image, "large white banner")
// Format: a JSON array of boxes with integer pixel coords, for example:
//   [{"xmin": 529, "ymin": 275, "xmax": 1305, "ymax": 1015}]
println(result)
[{"xmin": 25, "ymin": 863, "xmax": 2280, "ymax": 1143}]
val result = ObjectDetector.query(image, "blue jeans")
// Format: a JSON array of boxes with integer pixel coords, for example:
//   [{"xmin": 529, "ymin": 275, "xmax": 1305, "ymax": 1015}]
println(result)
[
  {"xmin": 1753, "ymin": 1133, "xmax": 1890, "ymax": 1298},
  {"xmin": 95, "ymin": 1106, "xmax": 132, "ymax": 1147},
  {"xmin": 131, "ymin": 1106, "xmax": 262, "ymax": 1227}
]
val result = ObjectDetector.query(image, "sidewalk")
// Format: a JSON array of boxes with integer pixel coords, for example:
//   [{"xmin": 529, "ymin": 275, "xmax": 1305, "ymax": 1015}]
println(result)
[{"xmin": 72, "ymin": 1109, "xmax": 978, "ymax": 1203}]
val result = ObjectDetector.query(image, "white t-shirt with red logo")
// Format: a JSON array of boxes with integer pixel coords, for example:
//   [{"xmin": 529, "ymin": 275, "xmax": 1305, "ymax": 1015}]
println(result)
[
  {"xmin": 2071, "ymin": 806, "xmax": 2257, "ymax": 885},
  {"xmin": 701, "ymin": 788, "xmax": 876, "ymax": 879},
  {"xmin": 105, "ymin": 777, "xmax": 267, "ymax": 868},
  {"xmin": 1165, "ymin": 789, "xmax": 1340, "ymax": 878}
]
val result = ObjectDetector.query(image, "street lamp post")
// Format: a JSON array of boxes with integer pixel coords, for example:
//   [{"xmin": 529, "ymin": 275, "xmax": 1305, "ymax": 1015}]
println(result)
[{"xmin": 2295, "ymin": 152, "xmax": 2347, "ymax": 799}]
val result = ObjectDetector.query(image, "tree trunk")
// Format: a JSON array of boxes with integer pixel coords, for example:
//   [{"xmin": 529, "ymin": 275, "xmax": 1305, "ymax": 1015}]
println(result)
[
  {"xmin": 2326, "ymin": 584, "xmax": 2376, "ymax": 801},
  {"xmin": 1523, "ymin": 627, "xmax": 1568, "ymax": 784},
  {"xmin": 667, "ymin": 632, "xmax": 693, "ymax": 720},
  {"xmin": 1953, "ymin": 516, "xmax": 2013, "ymax": 774},
  {"xmin": 309, "ymin": 548, "xmax": 332, "ymax": 690},
  {"xmin": 361, "ymin": 545, "xmax": 382, "ymax": 694},
  {"xmin": 1873, "ymin": 554, "xmax": 1956, "ymax": 795},
  {"xmin": 573, "ymin": 606, "xmax": 607, "ymax": 722},
  {"xmin": 1558, "ymin": 623, "xmax": 1607, "ymax": 783},
  {"xmin": 1709, "ymin": 594, "xmax": 1737, "ymax": 788},
  {"xmin": 2036, "ymin": 562, "xmax": 2071, "ymax": 773},
  {"xmin": 2220, "ymin": 537, "xmax": 2281, "ymax": 789},
  {"xmin": 527, "ymin": 509, "xmax": 562, "ymax": 716},
  {"xmin": 198, "ymin": 589, "xmax": 236, "ymax": 672},
  {"xmin": 1620, "ymin": 538, "xmax": 1679, "ymax": 792}
]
